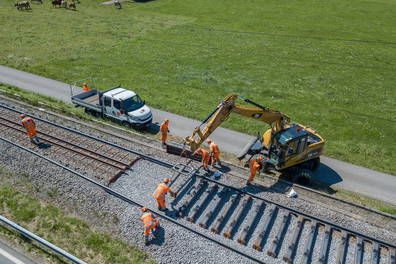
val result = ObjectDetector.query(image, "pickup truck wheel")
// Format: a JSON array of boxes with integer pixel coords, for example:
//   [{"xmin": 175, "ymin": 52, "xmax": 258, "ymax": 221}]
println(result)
[{"xmin": 121, "ymin": 121, "xmax": 131, "ymax": 129}]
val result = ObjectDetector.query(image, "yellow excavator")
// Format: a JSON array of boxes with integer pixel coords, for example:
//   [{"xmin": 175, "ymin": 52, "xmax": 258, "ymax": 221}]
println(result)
[{"xmin": 183, "ymin": 94, "xmax": 325, "ymax": 183}]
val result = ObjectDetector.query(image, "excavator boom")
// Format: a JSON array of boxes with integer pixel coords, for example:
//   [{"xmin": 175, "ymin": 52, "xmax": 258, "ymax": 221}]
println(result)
[{"xmin": 184, "ymin": 94, "xmax": 289, "ymax": 151}]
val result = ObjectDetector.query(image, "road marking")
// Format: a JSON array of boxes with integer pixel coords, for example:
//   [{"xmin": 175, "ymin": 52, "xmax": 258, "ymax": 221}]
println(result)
[{"xmin": 0, "ymin": 247, "xmax": 26, "ymax": 264}]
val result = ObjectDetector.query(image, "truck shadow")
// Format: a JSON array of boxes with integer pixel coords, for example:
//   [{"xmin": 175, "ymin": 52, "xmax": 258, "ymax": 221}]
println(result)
[{"xmin": 143, "ymin": 122, "xmax": 160, "ymax": 135}]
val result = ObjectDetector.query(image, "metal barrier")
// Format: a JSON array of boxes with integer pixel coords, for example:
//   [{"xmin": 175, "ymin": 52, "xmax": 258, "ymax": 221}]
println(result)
[{"xmin": 0, "ymin": 215, "xmax": 87, "ymax": 264}]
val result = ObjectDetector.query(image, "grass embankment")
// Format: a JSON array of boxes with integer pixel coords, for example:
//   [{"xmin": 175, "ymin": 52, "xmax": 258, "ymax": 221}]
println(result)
[
  {"xmin": 0, "ymin": 0, "xmax": 395, "ymax": 176},
  {"xmin": 333, "ymin": 188, "xmax": 396, "ymax": 216},
  {"xmin": 0, "ymin": 167, "xmax": 154, "ymax": 264}
]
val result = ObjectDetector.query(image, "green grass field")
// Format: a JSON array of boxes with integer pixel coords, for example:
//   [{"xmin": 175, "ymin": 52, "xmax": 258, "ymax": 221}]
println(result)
[
  {"xmin": 0, "ymin": 0, "xmax": 395, "ymax": 174},
  {"xmin": 0, "ymin": 166, "xmax": 154, "ymax": 264}
]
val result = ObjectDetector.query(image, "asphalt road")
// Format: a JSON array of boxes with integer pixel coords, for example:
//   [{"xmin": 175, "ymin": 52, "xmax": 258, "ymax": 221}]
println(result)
[
  {"xmin": 0, "ymin": 65, "xmax": 395, "ymax": 205},
  {"xmin": 0, "ymin": 240, "xmax": 38, "ymax": 264}
]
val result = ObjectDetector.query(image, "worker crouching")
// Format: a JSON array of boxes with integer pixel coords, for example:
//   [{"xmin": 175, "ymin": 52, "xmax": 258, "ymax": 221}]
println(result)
[
  {"xmin": 20, "ymin": 113, "xmax": 40, "ymax": 145},
  {"xmin": 193, "ymin": 147, "xmax": 211, "ymax": 172},
  {"xmin": 152, "ymin": 178, "xmax": 177, "ymax": 211},
  {"xmin": 247, "ymin": 156, "xmax": 263, "ymax": 185},
  {"xmin": 140, "ymin": 207, "xmax": 159, "ymax": 245}
]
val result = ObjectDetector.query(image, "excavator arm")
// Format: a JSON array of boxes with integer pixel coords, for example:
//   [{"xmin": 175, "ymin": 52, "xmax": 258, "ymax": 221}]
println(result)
[{"xmin": 184, "ymin": 94, "xmax": 290, "ymax": 151}]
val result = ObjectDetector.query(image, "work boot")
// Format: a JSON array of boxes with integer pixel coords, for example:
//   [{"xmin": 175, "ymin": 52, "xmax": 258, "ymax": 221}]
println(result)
[
  {"xmin": 246, "ymin": 180, "xmax": 252, "ymax": 186},
  {"xmin": 217, "ymin": 160, "xmax": 222, "ymax": 167},
  {"xmin": 144, "ymin": 234, "xmax": 149, "ymax": 245},
  {"xmin": 159, "ymin": 207, "xmax": 168, "ymax": 212},
  {"xmin": 161, "ymin": 142, "xmax": 166, "ymax": 148}
]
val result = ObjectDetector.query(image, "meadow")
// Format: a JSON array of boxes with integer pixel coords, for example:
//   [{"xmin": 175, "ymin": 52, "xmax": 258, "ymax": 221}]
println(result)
[{"xmin": 0, "ymin": 0, "xmax": 395, "ymax": 174}]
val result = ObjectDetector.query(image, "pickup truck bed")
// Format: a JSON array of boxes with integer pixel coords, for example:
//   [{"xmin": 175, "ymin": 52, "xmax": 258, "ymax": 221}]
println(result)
[{"xmin": 71, "ymin": 89, "xmax": 102, "ymax": 112}]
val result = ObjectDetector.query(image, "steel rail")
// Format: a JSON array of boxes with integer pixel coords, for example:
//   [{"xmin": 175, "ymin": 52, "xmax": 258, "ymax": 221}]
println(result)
[
  {"xmin": 0, "ymin": 215, "xmax": 87, "ymax": 264},
  {"xmin": 193, "ymin": 174, "xmax": 396, "ymax": 249},
  {"xmin": 0, "ymin": 104, "xmax": 173, "ymax": 169},
  {"xmin": 0, "ymin": 116, "xmax": 129, "ymax": 170},
  {"xmin": 1, "ymin": 104, "xmax": 394, "ymax": 250},
  {"xmin": 0, "ymin": 136, "xmax": 266, "ymax": 264}
]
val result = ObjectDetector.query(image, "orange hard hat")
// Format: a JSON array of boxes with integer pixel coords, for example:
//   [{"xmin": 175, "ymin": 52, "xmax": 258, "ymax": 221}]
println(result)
[
  {"xmin": 163, "ymin": 177, "xmax": 170, "ymax": 184},
  {"xmin": 141, "ymin": 207, "xmax": 148, "ymax": 212},
  {"xmin": 256, "ymin": 156, "xmax": 263, "ymax": 161},
  {"xmin": 207, "ymin": 139, "xmax": 212, "ymax": 144},
  {"xmin": 20, "ymin": 113, "xmax": 26, "ymax": 119}
]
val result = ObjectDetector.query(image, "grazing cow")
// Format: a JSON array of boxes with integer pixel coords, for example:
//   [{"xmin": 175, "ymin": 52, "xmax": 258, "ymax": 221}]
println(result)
[
  {"xmin": 51, "ymin": 0, "xmax": 61, "ymax": 7},
  {"xmin": 67, "ymin": 1, "xmax": 76, "ymax": 9},
  {"xmin": 60, "ymin": 0, "xmax": 67, "ymax": 7},
  {"xmin": 15, "ymin": 1, "xmax": 31, "ymax": 10},
  {"xmin": 114, "ymin": 0, "xmax": 121, "ymax": 9}
]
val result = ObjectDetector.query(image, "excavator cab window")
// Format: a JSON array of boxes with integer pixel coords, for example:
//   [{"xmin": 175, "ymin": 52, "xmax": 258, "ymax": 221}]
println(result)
[{"xmin": 284, "ymin": 136, "xmax": 308, "ymax": 157}]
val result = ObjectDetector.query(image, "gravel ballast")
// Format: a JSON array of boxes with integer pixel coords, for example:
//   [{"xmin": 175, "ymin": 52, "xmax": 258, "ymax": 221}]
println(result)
[{"xmin": 0, "ymin": 97, "xmax": 395, "ymax": 263}]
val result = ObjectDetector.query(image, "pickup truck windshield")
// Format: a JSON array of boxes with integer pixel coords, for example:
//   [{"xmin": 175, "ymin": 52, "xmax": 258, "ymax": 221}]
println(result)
[{"xmin": 122, "ymin": 95, "xmax": 144, "ymax": 112}]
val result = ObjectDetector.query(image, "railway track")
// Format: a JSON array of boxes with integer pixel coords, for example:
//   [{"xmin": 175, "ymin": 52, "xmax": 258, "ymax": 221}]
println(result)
[
  {"xmin": 0, "ymin": 107, "xmax": 139, "ymax": 183},
  {"xmin": 0, "ymin": 103, "xmax": 395, "ymax": 263},
  {"xmin": 171, "ymin": 173, "xmax": 396, "ymax": 264}
]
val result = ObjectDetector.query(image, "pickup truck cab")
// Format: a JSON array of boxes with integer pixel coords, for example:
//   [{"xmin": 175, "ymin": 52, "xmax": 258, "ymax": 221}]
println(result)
[{"xmin": 71, "ymin": 86, "xmax": 152, "ymax": 129}]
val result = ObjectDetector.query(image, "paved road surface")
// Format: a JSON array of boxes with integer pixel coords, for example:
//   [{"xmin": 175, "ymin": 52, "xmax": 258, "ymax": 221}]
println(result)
[
  {"xmin": 0, "ymin": 240, "xmax": 37, "ymax": 264},
  {"xmin": 1, "ymin": 65, "xmax": 395, "ymax": 205}
]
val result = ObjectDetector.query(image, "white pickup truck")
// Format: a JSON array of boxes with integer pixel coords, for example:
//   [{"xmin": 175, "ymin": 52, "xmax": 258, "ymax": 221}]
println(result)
[{"xmin": 71, "ymin": 85, "xmax": 152, "ymax": 129}]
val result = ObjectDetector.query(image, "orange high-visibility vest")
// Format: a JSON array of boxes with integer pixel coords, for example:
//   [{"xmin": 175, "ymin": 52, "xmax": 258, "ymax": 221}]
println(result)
[
  {"xmin": 82, "ymin": 84, "xmax": 90, "ymax": 91},
  {"xmin": 210, "ymin": 143, "xmax": 220, "ymax": 155},
  {"xmin": 197, "ymin": 148, "xmax": 209, "ymax": 161},
  {"xmin": 141, "ymin": 212, "xmax": 155, "ymax": 228},
  {"xmin": 21, "ymin": 117, "xmax": 37, "ymax": 138},
  {"xmin": 249, "ymin": 160, "xmax": 261, "ymax": 175},
  {"xmin": 152, "ymin": 183, "xmax": 170, "ymax": 200},
  {"xmin": 159, "ymin": 122, "xmax": 168, "ymax": 142}
]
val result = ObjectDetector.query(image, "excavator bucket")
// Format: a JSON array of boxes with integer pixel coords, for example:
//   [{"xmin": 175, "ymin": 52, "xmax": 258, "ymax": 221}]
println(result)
[
  {"xmin": 237, "ymin": 136, "xmax": 263, "ymax": 160},
  {"xmin": 166, "ymin": 142, "xmax": 202, "ymax": 162}
]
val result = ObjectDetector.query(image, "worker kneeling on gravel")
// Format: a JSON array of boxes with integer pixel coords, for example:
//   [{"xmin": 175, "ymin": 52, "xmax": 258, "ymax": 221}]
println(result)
[
  {"xmin": 140, "ymin": 207, "xmax": 159, "ymax": 245},
  {"xmin": 193, "ymin": 147, "xmax": 211, "ymax": 172},
  {"xmin": 207, "ymin": 139, "xmax": 222, "ymax": 168},
  {"xmin": 152, "ymin": 178, "xmax": 177, "ymax": 211},
  {"xmin": 20, "ymin": 113, "xmax": 40, "ymax": 145},
  {"xmin": 247, "ymin": 156, "xmax": 263, "ymax": 185}
]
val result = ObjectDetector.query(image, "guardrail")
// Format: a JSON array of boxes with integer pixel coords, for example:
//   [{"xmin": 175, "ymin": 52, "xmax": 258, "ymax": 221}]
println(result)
[{"xmin": 0, "ymin": 215, "xmax": 87, "ymax": 264}]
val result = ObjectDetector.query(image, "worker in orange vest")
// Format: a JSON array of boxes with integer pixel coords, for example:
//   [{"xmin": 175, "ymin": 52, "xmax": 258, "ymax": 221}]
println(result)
[
  {"xmin": 247, "ymin": 156, "xmax": 263, "ymax": 185},
  {"xmin": 20, "ymin": 114, "xmax": 40, "ymax": 145},
  {"xmin": 82, "ymin": 82, "xmax": 90, "ymax": 91},
  {"xmin": 152, "ymin": 178, "xmax": 176, "ymax": 211},
  {"xmin": 207, "ymin": 139, "xmax": 222, "ymax": 167},
  {"xmin": 193, "ymin": 147, "xmax": 211, "ymax": 172},
  {"xmin": 140, "ymin": 207, "xmax": 159, "ymax": 245},
  {"xmin": 159, "ymin": 118, "xmax": 170, "ymax": 147}
]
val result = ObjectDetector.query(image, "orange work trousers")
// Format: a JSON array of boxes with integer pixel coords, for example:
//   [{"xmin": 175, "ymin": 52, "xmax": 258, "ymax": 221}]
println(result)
[
  {"xmin": 211, "ymin": 152, "xmax": 220, "ymax": 163},
  {"xmin": 156, "ymin": 198, "xmax": 166, "ymax": 209},
  {"xmin": 160, "ymin": 132, "xmax": 167, "ymax": 143},
  {"xmin": 202, "ymin": 155, "xmax": 210, "ymax": 169}
]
